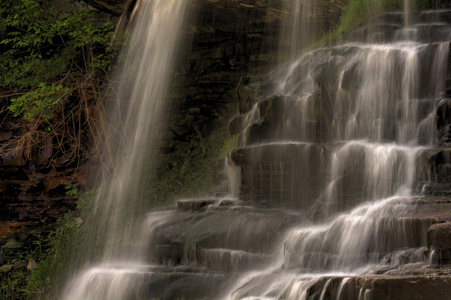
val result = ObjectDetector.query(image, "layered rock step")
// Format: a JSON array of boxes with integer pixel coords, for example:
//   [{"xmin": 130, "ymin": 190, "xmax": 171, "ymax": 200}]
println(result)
[
  {"xmin": 230, "ymin": 142, "xmax": 329, "ymax": 208},
  {"xmin": 233, "ymin": 44, "xmax": 450, "ymax": 147},
  {"xmin": 71, "ymin": 197, "xmax": 451, "ymax": 299},
  {"xmin": 232, "ymin": 274, "xmax": 451, "ymax": 300},
  {"xmin": 229, "ymin": 140, "xmax": 450, "ymax": 210},
  {"xmin": 149, "ymin": 197, "xmax": 451, "ymax": 269},
  {"xmin": 350, "ymin": 9, "xmax": 451, "ymax": 43},
  {"xmin": 148, "ymin": 199, "xmax": 303, "ymax": 272},
  {"xmin": 63, "ymin": 265, "xmax": 235, "ymax": 300}
]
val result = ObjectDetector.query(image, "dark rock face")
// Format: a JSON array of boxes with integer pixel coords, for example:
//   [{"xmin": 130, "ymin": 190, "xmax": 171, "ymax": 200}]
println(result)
[
  {"xmin": 351, "ymin": 10, "xmax": 451, "ymax": 44},
  {"xmin": 324, "ymin": 276, "xmax": 451, "ymax": 300},
  {"xmin": 231, "ymin": 143, "xmax": 330, "ymax": 209},
  {"xmin": 164, "ymin": 0, "xmax": 349, "ymax": 147},
  {"xmin": 428, "ymin": 222, "xmax": 451, "ymax": 263},
  {"xmin": 419, "ymin": 148, "xmax": 451, "ymax": 197},
  {"xmin": 82, "ymin": 0, "xmax": 130, "ymax": 16},
  {"xmin": 0, "ymin": 97, "xmax": 98, "ymax": 221},
  {"xmin": 0, "ymin": 0, "xmax": 349, "ymax": 222},
  {"xmin": 437, "ymin": 99, "xmax": 451, "ymax": 146}
]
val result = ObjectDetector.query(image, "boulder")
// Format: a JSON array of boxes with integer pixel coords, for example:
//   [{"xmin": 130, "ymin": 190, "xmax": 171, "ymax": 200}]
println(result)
[
  {"xmin": 437, "ymin": 99, "xmax": 451, "ymax": 147},
  {"xmin": 427, "ymin": 222, "xmax": 451, "ymax": 263},
  {"xmin": 82, "ymin": 0, "xmax": 130, "ymax": 16}
]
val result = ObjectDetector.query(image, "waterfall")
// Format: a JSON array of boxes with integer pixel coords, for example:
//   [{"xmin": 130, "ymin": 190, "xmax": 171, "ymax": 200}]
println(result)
[
  {"xmin": 61, "ymin": 0, "xmax": 188, "ymax": 298},
  {"xmin": 219, "ymin": 1, "xmax": 451, "ymax": 298},
  {"xmin": 405, "ymin": 0, "xmax": 412, "ymax": 28},
  {"xmin": 60, "ymin": 0, "xmax": 451, "ymax": 299},
  {"xmin": 280, "ymin": 0, "xmax": 320, "ymax": 61}
]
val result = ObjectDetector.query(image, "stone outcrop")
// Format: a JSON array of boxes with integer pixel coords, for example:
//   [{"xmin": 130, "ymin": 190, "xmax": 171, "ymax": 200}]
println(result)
[
  {"xmin": 419, "ymin": 148, "xmax": 451, "ymax": 196},
  {"xmin": 303, "ymin": 276, "xmax": 451, "ymax": 300},
  {"xmin": 0, "ymin": 88, "xmax": 101, "ymax": 221},
  {"xmin": 85, "ymin": 196, "xmax": 451, "ymax": 299},
  {"xmin": 0, "ymin": 0, "xmax": 350, "ymax": 222},
  {"xmin": 428, "ymin": 222, "xmax": 451, "ymax": 263},
  {"xmin": 437, "ymin": 99, "xmax": 451, "ymax": 146},
  {"xmin": 81, "ymin": 0, "xmax": 130, "ymax": 16},
  {"xmin": 149, "ymin": 198, "xmax": 302, "ymax": 271},
  {"xmin": 164, "ymin": 0, "xmax": 349, "ymax": 147}
]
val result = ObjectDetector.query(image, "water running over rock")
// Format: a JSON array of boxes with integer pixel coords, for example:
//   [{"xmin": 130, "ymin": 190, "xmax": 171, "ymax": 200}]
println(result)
[
  {"xmin": 62, "ymin": 1, "xmax": 451, "ymax": 299},
  {"xmin": 62, "ymin": 0, "xmax": 188, "ymax": 298}
]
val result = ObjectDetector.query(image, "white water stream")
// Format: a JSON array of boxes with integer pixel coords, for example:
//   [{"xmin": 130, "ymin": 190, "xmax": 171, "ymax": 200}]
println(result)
[
  {"xmin": 62, "ymin": 0, "xmax": 188, "ymax": 298},
  {"xmin": 61, "ymin": 1, "xmax": 451, "ymax": 299}
]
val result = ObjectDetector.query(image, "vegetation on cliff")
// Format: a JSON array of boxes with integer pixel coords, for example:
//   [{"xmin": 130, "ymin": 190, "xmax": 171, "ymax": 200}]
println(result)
[
  {"xmin": 0, "ymin": 0, "xmax": 118, "ymax": 297},
  {"xmin": 320, "ymin": 0, "xmax": 450, "ymax": 45},
  {"xmin": 0, "ymin": 0, "xmax": 117, "ymax": 170}
]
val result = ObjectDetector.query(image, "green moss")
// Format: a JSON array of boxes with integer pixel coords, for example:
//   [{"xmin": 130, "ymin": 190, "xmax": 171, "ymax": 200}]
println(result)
[
  {"xmin": 151, "ymin": 130, "xmax": 234, "ymax": 204},
  {"xmin": 218, "ymin": 134, "xmax": 240, "ymax": 158}
]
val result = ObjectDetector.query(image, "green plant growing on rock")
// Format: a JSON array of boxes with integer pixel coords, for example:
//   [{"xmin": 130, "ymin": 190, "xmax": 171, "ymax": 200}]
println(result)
[
  {"xmin": 8, "ymin": 83, "xmax": 72, "ymax": 122},
  {"xmin": 0, "ymin": 0, "xmax": 119, "ymax": 168},
  {"xmin": 25, "ymin": 211, "xmax": 77, "ymax": 296},
  {"xmin": 218, "ymin": 134, "xmax": 239, "ymax": 158},
  {"xmin": 0, "ymin": 226, "xmax": 55, "ymax": 299},
  {"xmin": 25, "ymin": 190, "xmax": 99, "ymax": 297},
  {"xmin": 151, "ymin": 130, "xmax": 236, "ymax": 204},
  {"xmin": 64, "ymin": 182, "xmax": 78, "ymax": 196}
]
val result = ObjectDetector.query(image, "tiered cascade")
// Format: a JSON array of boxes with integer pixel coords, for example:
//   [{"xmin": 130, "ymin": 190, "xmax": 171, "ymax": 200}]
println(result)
[{"xmin": 62, "ymin": 2, "xmax": 451, "ymax": 300}]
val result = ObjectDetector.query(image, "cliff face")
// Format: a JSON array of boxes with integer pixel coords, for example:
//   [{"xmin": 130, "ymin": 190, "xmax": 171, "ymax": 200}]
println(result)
[
  {"xmin": 165, "ymin": 0, "xmax": 349, "ymax": 147},
  {"xmin": 0, "ymin": 0, "xmax": 348, "ymax": 222},
  {"xmin": 0, "ymin": 99, "xmax": 99, "ymax": 221}
]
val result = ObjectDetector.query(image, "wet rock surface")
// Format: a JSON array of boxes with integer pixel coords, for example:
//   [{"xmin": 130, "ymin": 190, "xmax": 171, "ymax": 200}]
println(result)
[
  {"xmin": 149, "ymin": 201, "xmax": 303, "ymax": 269},
  {"xmin": 120, "ymin": 196, "xmax": 451, "ymax": 299},
  {"xmin": 350, "ymin": 9, "xmax": 451, "ymax": 43},
  {"xmin": 81, "ymin": 0, "xmax": 130, "ymax": 16},
  {"xmin": 428, "ymin": 222, "xmax": 451, "ymax": 263},
  {"xmin": 305, "ymin": 275, "xmax": 451, "ymax": 300}
]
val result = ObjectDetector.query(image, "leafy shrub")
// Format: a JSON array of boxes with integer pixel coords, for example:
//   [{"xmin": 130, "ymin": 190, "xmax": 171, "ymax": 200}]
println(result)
[
  {"xmin": 25, "ymin": 190, "xmax": 98, "ymax": 297},
  {"xmin": 0, "ymin": 0, "xmax": 116, "ymax": 91},
  {"xmin": 0, "ymin": 0, "xmax": 119, "ymax": 168},
  {"xmin": 8, "ymin": 83, "xmax": 71, "ymax": 122}
]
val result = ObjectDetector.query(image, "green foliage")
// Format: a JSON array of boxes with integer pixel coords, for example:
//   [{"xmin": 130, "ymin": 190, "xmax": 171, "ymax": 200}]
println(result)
[
  {"xmin": 25, "ymin": 190, "xmax": 97, "ymax": 297},
  {"xmin": 0, "ymin": 0, "xmax": 117, "ymax": 121},
  {"xmin": 8, "ymin": 83, "xmax": 71, "ymax": 122},
  {"xmin": 152, "ymin": 131, "xmax": 235, "ymax": 203},
  {"xmin": 0, "ymin": 191, "xmax": 99, "ymax": 299},
  {"xmin": 0, "ymin": 226, "xmax": 54, "ymax": 299},
  {"xmin": 218, "ymin": 134, "xmax": 239, "ymax": 158},
  {"xmin": 64, "ymin": 182, "xmax": 78, "ymax": 196},
  {"xmin": 25, "ymin": 211, "xmax": 77, "ymax": 296},
  {"xmin": 317, "ymin": 0, "xmax": 399, "ymax": 45},
  {"xmin": 1, "ymin": 267, "xmax": 29, "ymax": 299}
]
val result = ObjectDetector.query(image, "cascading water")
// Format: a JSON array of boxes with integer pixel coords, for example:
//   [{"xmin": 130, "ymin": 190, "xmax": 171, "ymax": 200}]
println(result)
[
  {"xmin": 61, "ymin": 0, "xmax": 188, "ymax": 298},
  {"xmin": 220, "ymin": 3, "xmax": 451, "ymax": 299},
  {"xmin": 61, "ymin": 0, "xmax": 451, "ymax": 299},
  {"xmin": 280, "ymin": 0, "xmax": 319, "ymax": 62}
]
